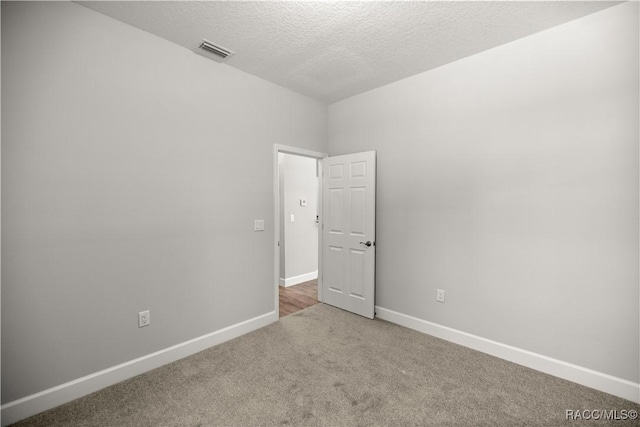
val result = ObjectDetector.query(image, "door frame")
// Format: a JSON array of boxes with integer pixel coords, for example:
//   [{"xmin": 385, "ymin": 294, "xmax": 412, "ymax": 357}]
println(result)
[{"xmin": 273, "ymin": 144, "xmax": 328, "ymax": 318}]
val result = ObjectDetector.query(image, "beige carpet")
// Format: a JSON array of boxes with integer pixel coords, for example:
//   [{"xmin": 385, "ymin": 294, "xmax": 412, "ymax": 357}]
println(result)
[{"xmin": 14, "ymin": 303, "xmax": 639, "ymax": 426}]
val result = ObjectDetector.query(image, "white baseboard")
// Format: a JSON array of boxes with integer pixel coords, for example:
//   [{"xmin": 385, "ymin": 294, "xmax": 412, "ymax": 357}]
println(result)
[
  {"xmin": 1, "ymin": 310, "xmax": 278, "ymax": 426},
  {"xmin": 375, "ymin": 306, "xmax": 640, "ymax": 404},
  {"xmin": 279, "ymin": 270, "xmax": 318, "ymax": 287}
]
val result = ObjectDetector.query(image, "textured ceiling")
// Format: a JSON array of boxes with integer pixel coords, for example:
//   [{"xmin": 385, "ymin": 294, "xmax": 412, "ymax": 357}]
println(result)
[{"xmin": 77, "ymin": 1, "xmax": 620, "ymax": 104}]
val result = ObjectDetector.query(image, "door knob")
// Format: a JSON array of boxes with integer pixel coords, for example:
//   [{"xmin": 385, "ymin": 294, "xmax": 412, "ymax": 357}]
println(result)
[{"xmin": 360, "ymin": 241, "xmax": 373, "ymax": 247}]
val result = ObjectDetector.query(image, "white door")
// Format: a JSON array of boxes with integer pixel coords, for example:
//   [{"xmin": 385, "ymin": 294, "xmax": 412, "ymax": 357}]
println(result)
[{"xmin": 321, "ymin": 151, "xmax": 376, "ymax": 319}]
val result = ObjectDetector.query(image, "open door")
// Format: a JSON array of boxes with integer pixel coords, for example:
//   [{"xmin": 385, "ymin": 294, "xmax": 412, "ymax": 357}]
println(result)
[{"xmin": 321, "ymin": 151, "xmax": 376, "ymax": 319}]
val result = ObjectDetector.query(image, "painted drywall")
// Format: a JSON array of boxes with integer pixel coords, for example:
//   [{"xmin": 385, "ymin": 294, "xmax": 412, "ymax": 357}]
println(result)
[
  {"xmin": 280, "ymin": 153, "xmax": 319, "ymax": 285},
  {"xmin": 1, "ymin": 1, "xmax": 326, "ymax": 403},
  {"xmin": 329, "ymin": 2, "xmax": 639, "ymax": 383}
]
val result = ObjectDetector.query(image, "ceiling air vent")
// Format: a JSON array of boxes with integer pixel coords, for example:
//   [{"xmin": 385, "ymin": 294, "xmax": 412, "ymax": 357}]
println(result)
[{"xmin": 196, "ymin": 39, "xmax": 235, "ymax": 62}]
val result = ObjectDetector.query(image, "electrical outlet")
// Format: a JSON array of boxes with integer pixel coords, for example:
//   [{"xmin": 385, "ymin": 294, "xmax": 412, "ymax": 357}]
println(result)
[
  {"xmin": 436, "ymin": 289, "xmax": 445, "ymax": 303},
  {"xmin": 138, "ymin": 310, "xmax": 150, "ymax": 327}
]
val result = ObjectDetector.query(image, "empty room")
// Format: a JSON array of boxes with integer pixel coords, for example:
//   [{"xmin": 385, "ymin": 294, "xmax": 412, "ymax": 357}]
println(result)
[{"xmin": 1, "ymin": 1, "xmax": 639, "ymax": 426}]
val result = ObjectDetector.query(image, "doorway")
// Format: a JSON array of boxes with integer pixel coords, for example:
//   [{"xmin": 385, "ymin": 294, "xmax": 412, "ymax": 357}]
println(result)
[{"xmin": 273, "ymin": 145, "xmax": 327, "ymax": 318}]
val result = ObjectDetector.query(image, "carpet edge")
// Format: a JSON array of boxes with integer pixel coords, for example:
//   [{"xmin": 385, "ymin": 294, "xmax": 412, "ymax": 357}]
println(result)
[
  {"xmin": 0, "ymin": 310, "xmax": 278, "ymax": 426},
  {"xmin": 375, "ymin": 305, "xmax": 640, "ymax": 404}
]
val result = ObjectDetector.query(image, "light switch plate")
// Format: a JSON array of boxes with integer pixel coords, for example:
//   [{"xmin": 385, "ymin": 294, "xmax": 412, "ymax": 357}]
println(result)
[
  {"xmin": 254, "ymin": 219, "xmax": 264, "ymax": 231},
  {"xmin": 300, "ymin": 199, "xmax": 307, "ymax": 207}
]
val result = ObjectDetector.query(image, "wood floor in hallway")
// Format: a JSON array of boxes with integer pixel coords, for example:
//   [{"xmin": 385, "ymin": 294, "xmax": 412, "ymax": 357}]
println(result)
[{"xmin": 279, "ymin": 279, "xmax": 318, "ymax": 318}]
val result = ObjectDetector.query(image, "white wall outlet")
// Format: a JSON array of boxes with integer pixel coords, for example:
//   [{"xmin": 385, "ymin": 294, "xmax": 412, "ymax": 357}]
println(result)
[
  {"xmin": 290, "ymin": 214, "xmax": 295, "ymax": 222},
  {"xmin": 436, "ymin": 289, "xmax": 445, "ymax": 303},
  {"xmin": 254, "ymin": 219, "xmax": 264, "ymax": 231},
  {"xmin": 138, "ymin": 310, "xmax": 150, "ymax": 327}
]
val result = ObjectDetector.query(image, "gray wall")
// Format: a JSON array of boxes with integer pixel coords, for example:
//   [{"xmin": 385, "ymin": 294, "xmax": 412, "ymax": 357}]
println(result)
[
  {"xmin": 280, "ymin": 154, "xmax": 319, "ymax": 283},
  {"xmin": 328, "ymin": 2, "xmax": 639, "ymax": 383},
  {"xmin": 1, "ymin": 1, "xmax": 327, "ymax": 403}
]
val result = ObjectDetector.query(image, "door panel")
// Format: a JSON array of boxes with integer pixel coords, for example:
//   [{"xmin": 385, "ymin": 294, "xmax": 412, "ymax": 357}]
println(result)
[
  {"xmin": 327, "ymin": 245, "xmax": 344, "ymax": 293},
  {"xmin": 329, "ymin": 189, "xmax": 344, "ymax": 233},
  {"xmin": 322, "ymin": 151, "xmax": 376, "ymax": 319}
]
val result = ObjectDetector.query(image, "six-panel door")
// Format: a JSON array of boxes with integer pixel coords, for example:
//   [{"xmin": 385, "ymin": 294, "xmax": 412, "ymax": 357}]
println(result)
[{"xmin": 322, "ymin": 151, "xmax": 376, "ymax": 319}]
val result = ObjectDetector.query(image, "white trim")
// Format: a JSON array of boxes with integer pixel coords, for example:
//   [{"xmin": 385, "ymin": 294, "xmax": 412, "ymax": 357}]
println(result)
[
  {"xmin": 273, "ymin": 144, "xmax": 327, "ymax": 318},
  {"xmin": 0, "ymin": 311, "xmax": 277, "ymax": 426},
  {"xmin": 316, "ymin": 159, "xmax": 324, "ymax": 303},
  {"xmin": 279, "ymin": 271, "xmax": 318, "ymax": 287},
  {"xmin": 375, "ymin": 306, "xmax": 640, "ymax": 404},
  {"xmin": 274, "ymin": 145, "xmax": 328, "ymax": 159}
]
